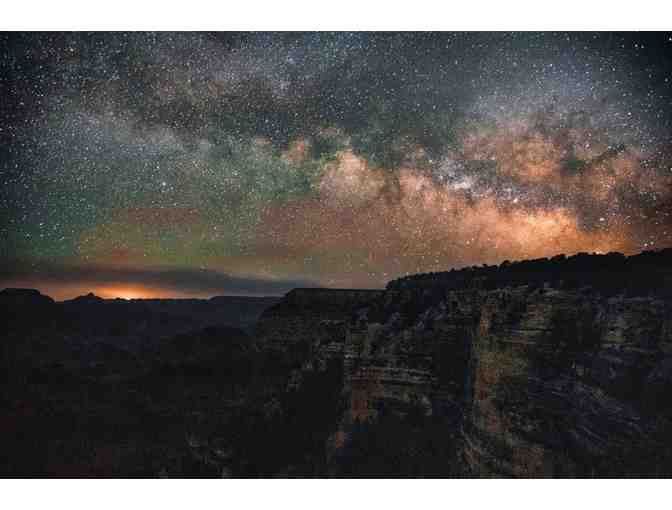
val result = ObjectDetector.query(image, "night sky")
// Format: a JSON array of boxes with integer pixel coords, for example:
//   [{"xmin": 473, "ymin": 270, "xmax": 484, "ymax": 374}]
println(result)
[{"xmin": 1, "ymin": 32, "xmax": 672, "ymax": 299}]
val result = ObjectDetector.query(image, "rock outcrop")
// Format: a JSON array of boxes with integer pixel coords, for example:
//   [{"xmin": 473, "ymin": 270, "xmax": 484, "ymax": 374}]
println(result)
[{"xmin": 256, "ymin": 288, "xmax": 383, "ymax": 365}]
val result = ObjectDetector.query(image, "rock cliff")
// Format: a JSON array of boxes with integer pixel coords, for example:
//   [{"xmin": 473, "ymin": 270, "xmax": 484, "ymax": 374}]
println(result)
[
  {"xmin": 256, "ymin": 249, "xmax": 672, "ymax": 477},
  {"xmin": 256, "ymin": 288, "xmax": 383, "ymax": 365},
  {"xmin": 5, "ymin": 250, "xmax": 672, "ymax": 476}
]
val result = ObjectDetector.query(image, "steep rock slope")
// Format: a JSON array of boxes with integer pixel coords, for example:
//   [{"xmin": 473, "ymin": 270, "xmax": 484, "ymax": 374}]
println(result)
[{"xmin": 256, "ymin": 250, "xmax": 672, "ymax": 477}]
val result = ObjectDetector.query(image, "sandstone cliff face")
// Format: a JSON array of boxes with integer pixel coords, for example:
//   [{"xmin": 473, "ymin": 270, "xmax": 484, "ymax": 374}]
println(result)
[
  {"xmin": 256, "ymin": 269, "xmax": 672, "ymax": 476},
  {"xmin": 345, "ymin": 285, "xmax": 672, "ymax": 476},
  {"xmin": 462, "ymin": 287, "xmax": 672, "ymax": 477}
]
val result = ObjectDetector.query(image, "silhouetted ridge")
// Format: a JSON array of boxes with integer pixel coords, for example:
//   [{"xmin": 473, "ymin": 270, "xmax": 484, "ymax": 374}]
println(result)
[
  {"xmin": 262, "ymin": 288, "xmax": 383, "ymax": 317},
  {"xmin": 0, "ymin": 287, "xmax": 55, "ymax": 305},
  {"xmin": 69, "ymin": 292, "xmax": 105, "ymax": 304},
  {"xmin": 386, "ymin": 249, "xmax": 672, "ymax": 296},
  {"xmin": 1, "ymin": 288, "xmax": 57, "ymax": 332}
]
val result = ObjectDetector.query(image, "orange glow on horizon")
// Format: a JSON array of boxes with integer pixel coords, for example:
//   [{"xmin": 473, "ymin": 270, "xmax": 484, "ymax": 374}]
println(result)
[
  {"xmin": 95, "ymin": 285, "xmax": 155, "ymax": 300},
  {"xmin": 0, "ymin": 280, "xmax": 218, "ymax": 301}
]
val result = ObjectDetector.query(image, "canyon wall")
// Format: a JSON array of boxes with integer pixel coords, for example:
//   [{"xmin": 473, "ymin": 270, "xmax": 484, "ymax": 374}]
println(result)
[{"xmin": 256, "ymin": 251, "xmax": 672, "ymax": 477}]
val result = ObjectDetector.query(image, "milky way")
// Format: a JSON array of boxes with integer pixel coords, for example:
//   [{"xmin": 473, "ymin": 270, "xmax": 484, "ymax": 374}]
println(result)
[{"xmin": 1, "ymin": 32, "xmax": 671, "ymax": 298}]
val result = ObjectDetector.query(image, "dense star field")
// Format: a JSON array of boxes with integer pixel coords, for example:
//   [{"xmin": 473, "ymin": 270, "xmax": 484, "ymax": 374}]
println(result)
[{"xmin": 1, "ymin": 32, "xmax": 671, "ymax": 298}]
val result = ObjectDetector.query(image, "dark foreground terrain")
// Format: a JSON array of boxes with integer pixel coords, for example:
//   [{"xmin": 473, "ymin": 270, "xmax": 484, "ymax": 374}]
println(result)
[{"xmin": 3, "ymin": 249, "xmax": 672, "ymax": 477}]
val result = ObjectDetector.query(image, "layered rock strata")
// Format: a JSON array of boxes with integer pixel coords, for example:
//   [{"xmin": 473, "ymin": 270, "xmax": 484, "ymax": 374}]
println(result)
[{"xmin": 256, "ymin": 251, "xmax": 672, "ymax": 477}]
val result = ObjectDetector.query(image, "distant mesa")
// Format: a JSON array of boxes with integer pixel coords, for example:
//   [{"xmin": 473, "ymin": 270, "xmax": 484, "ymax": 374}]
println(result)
[
  {"xmin": 0, "ymin": 287, "xmax": 55, "ymax": 306},
  {"xmin": 1, "ymin": 288, "xmax": 56, "ymax": 331}
]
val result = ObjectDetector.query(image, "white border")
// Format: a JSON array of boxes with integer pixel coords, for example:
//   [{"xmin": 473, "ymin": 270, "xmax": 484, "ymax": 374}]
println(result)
[{"xmin": 1, "ymin": 1, "xmax": 671, "ymax": 30}]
